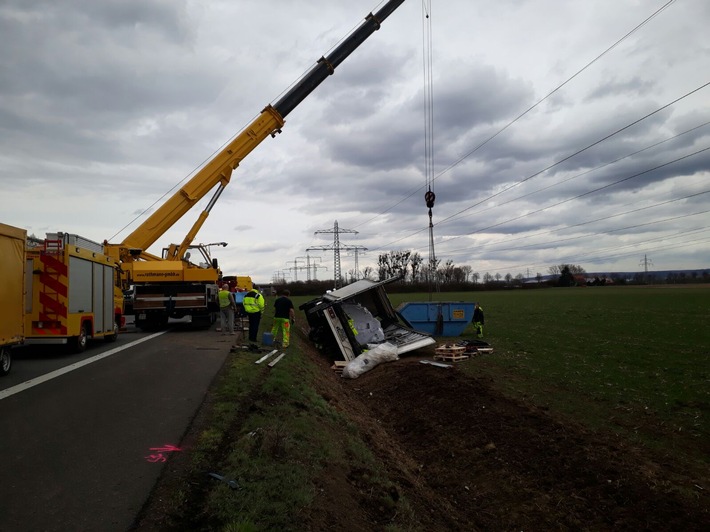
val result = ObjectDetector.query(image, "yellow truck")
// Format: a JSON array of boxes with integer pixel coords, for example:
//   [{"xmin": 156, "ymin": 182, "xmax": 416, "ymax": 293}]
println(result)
[
  {"xmin": 25, "ymin": 232, "xmax": 124, "ymax": 352},
  {"xmin": 0, "ymin": 223, "xmax": 26, "ymax": 375},
  {"xmin": 222, "ymin": 275, "xmax": 253, "ymax": 293}
]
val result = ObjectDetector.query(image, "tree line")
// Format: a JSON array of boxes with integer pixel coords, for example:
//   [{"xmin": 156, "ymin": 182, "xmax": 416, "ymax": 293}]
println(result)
[{"xmin": 270, "ymin": 253, "xmax": 708, "ymax": 296}]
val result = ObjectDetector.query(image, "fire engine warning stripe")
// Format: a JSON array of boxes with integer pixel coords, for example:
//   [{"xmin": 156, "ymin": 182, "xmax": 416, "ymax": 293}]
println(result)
[
  {"xmin": 0, "ymin": 331, "xmax": 167, "ymax": 401},
  {"xmin": 40, "ymin": 253, "xmax": 68, "ymax": 277}
]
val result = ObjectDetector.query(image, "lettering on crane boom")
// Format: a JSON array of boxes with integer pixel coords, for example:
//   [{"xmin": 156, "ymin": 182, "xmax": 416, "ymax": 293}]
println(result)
[{"xmin": 134, "ymin": 271, "xmax": 182, "ymax": 280}]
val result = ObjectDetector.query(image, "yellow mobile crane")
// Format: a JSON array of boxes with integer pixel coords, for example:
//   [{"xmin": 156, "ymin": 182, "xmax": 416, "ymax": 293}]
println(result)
[{"xmin": 105, "ymin": 0, "xmax": 408, "ymax": 330}]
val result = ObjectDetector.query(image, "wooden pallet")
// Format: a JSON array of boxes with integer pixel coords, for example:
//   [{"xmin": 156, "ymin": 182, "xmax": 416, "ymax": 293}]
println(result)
[
  {"xmin": 434, "ymin": 353, "xmax": 470, "ymax": 362},
  {"xmin": 434, "ymin": 345, "xmax": 469, "ymax": 362},
  {"xmin": 331, "ymin": 361, "xmax": 348, "ymax": 374}
]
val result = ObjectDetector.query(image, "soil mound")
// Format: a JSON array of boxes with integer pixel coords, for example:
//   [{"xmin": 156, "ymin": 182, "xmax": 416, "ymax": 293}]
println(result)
[{"xmin": 310, "ymin": 353, "xmax": 709, "ymax": 531}]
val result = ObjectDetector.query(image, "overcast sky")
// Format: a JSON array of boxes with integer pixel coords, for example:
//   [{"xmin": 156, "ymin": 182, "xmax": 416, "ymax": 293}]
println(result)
[{"xmin": 2, "ymin": 0, "xmax": 708, "ymax": 284}]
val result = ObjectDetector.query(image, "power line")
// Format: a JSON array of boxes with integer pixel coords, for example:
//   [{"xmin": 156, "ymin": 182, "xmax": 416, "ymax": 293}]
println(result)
[
  {"xmin": 435, "ymin": 82, "xmax": 710, "ymax": 228},
  {"xmin": 350, "ymin": 0, "xmax": 680, "ymax": 233},
  {"xmin": 442, "ymin": 189, "xmax": 710, "ymax": 255},
  {"xmin": 436, "ymin": 145, "xmax": 710, "ymax": 248},
  {"xmin": 439, "ymin": 120, "xmax": 710, "ymax": 229},
  {"xmin": 466, "ymin": 231, "xmax": 710, "ymax": 278},
  {"xmin": 446, "ymin": 211, "xmax": 710, "ymax": 257},
  {"xmin": 368, "ymin": 112, "xmax": 710, "ymax": 254},
  {"xmin": 431, "ymin": 0, "xmax": 679, "ymax": 184}
]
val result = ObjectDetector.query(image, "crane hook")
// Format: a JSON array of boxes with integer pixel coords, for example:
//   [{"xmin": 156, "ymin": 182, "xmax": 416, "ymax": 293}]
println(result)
[{"xmin": 425, "ymin": 190, "xmax": 436, "ymax": 209}]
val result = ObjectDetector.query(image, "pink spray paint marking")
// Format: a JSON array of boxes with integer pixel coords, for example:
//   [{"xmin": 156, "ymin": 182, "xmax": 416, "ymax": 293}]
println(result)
[{"xmin": 144, "ymin": 444, "xmax": 182, "ymax": 463}]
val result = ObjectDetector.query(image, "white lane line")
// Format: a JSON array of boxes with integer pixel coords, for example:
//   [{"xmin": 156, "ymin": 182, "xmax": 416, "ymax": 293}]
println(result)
[{"xmin": 0, "ymin": 332, "xmax": 167, "ymax": 401}]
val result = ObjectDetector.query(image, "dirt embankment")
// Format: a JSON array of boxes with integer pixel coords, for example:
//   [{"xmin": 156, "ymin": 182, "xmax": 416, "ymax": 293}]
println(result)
[{"xmin": 306, "ymin": 351, "xmax": 710, "ymax": 531}]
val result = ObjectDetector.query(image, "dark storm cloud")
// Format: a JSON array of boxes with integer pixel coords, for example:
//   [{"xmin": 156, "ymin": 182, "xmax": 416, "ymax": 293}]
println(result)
[
  {"xmin": 432, "ymin": 64, "xmax": 534, "ymax": 135},
  {"xmin": 0, "ymin": 0, "xmax": 222, "ymax": 167},
  {"xmin": 586, "ymin": 76, "xmax": 656, "ymax": 100},
  {"xmin": 1, "ymin": 0, "xmax": 188, "ymax": 38},
  {"xmin": 307, "ymin": 58, "xmax": 534, "ymax": 176}
]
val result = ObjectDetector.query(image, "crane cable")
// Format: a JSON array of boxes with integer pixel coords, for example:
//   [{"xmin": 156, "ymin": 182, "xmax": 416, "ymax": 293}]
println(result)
[{"xmin": 422, "ymin": 0, "xmax": 438, "ymax": 297}]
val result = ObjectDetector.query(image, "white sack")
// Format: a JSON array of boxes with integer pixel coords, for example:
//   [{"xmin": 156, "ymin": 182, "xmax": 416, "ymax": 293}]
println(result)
[{"xmin": 341, "ymin": 342, "xmax": 399, "ymax": 379}]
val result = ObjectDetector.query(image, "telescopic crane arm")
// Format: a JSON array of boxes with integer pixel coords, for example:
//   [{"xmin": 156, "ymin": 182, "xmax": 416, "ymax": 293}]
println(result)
[{"xmin": 107, "ymin": 0, "xmax": 407, "ymax": 265}]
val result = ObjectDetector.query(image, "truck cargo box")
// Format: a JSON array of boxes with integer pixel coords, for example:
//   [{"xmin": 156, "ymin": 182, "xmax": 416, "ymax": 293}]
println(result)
[
  {"xmin": 0, "ymin": 223, "xmax": 27, "ymax": 375},
  {"xmin": 300, "ymin": 277, "xmax": 435, "ymax": 361}
]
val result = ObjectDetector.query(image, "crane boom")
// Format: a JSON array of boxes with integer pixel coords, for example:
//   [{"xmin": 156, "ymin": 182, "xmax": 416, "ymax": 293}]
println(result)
[
  {"xmin": 274, "ymin": 0, "xmax": 407, "ymax": 119},
  {"xmin": 109, "ymin": 0, "xmax": 406, "ymax": 262},
  {"xmin": 105, "ymin": 0, "xmax": 408, "ymax": 330},
  {"xmin": 115, "ymin": 105, "xmax": 284, "ymax": 258}
]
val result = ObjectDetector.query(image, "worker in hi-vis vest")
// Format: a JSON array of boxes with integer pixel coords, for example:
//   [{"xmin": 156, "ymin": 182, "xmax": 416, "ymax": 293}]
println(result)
[
  {"xmin": 218, "ymin": 283, "xmax": 236, "ymax": 335},
  {"xmin": 472, "ymin": 302, "xmax": 485, "ymax": 338},
  {"xmin": 243, "ymin": 286, "xmax": 265, "ymax": 343}
]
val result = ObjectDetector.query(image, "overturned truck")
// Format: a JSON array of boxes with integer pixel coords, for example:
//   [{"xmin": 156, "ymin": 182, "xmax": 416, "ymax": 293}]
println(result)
[{"xmin": 300, "ymin": 278, "xmax": 435, "ymax": 361}]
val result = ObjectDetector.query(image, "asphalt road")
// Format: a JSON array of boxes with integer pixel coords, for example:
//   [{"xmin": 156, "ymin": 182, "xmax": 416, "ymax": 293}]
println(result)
[{"xmin": 0, "ymin": 324, "xmax": 231, "ymax": 531}]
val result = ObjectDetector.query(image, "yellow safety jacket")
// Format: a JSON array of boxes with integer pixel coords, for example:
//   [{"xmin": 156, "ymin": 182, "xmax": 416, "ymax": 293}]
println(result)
[
  {"xmin": 218, "ymin": 289, "xmax": 233, "ymax": 309},
  {"xmin": 243, "ymin": 290, "xmax": 264, "ymax": 314}
]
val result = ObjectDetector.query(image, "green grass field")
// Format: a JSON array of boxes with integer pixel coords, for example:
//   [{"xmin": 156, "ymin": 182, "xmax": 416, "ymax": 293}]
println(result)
[{"xmin": 387, "ymin": 285, "xmax": 710, "ymax": 457}]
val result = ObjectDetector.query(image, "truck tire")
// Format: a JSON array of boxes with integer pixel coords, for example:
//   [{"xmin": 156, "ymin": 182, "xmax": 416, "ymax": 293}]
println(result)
[
  {"xmin": 0, "ymin": 347, "xmax": 11, "ymax": 376},
  {"xmin": 104, "ymin": 321, "xmax": 119, "ymax": 342},
  {"xmin": 72, "ymin": 324, "xmax": 89, "ymax": 353}
]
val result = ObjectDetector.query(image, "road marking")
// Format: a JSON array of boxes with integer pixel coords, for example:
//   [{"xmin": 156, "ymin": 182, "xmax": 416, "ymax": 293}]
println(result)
[{"xmin": 0, "ymin": 332, "xmax": 167, "ymax": 401}]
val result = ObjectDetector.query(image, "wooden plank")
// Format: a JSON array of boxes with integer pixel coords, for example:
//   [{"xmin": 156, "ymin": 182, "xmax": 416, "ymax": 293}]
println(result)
[
  {"xmin": 433, "ymin": 352, "xmax": 469, "ymax": 362},
  {"xmin": 268, "ymin": 353, "xmax": 287, "ymax": 367},
  {"xmin": 255, "ymin": 350, "xmax": 278, "ymax": 364},
  {"xmin": 420, "ymin": 360, "xmax": 452, "ymax": 369}
]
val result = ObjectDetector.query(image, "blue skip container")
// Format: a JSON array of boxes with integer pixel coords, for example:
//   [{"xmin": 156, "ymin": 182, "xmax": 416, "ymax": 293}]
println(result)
[
  {"xmin": 262, "ymin": 332, "xmax": 274, "ymax": 346},
  {"xmin": 397, "ymin": 301, "xmax": 475, "ymax": 336}
]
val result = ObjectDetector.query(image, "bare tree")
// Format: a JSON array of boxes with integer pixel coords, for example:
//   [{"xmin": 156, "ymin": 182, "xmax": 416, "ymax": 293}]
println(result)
[
  {"xmin": 550, "ymin": 263, "xmax": 585, "ymax": 276},
  {"xmin": 378, "ymin": 250, "xmax": 412, "ymax": 281},
  {"xmin": 410, "ymin": 252, "xmax": 423, "ymax": 283},
  {"xmin": 361, "ymin": 266, "xmax": 374, "ymax": 281},
  {"xmin": 452, "ymin": 267, "xmax": 467, "ymax": 283},
  {"xmin": 439, "ymin": 259, "xmax": 456, "ymax": 284},
  {"xmin": 377, "ymin": 253, "xmax": 390, "ymax": 280}
]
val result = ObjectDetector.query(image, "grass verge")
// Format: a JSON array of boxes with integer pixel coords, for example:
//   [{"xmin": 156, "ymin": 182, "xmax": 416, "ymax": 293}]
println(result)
[{"xmin": 153, "ymin": 339, "xmax": 415, "ymax": 531}]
